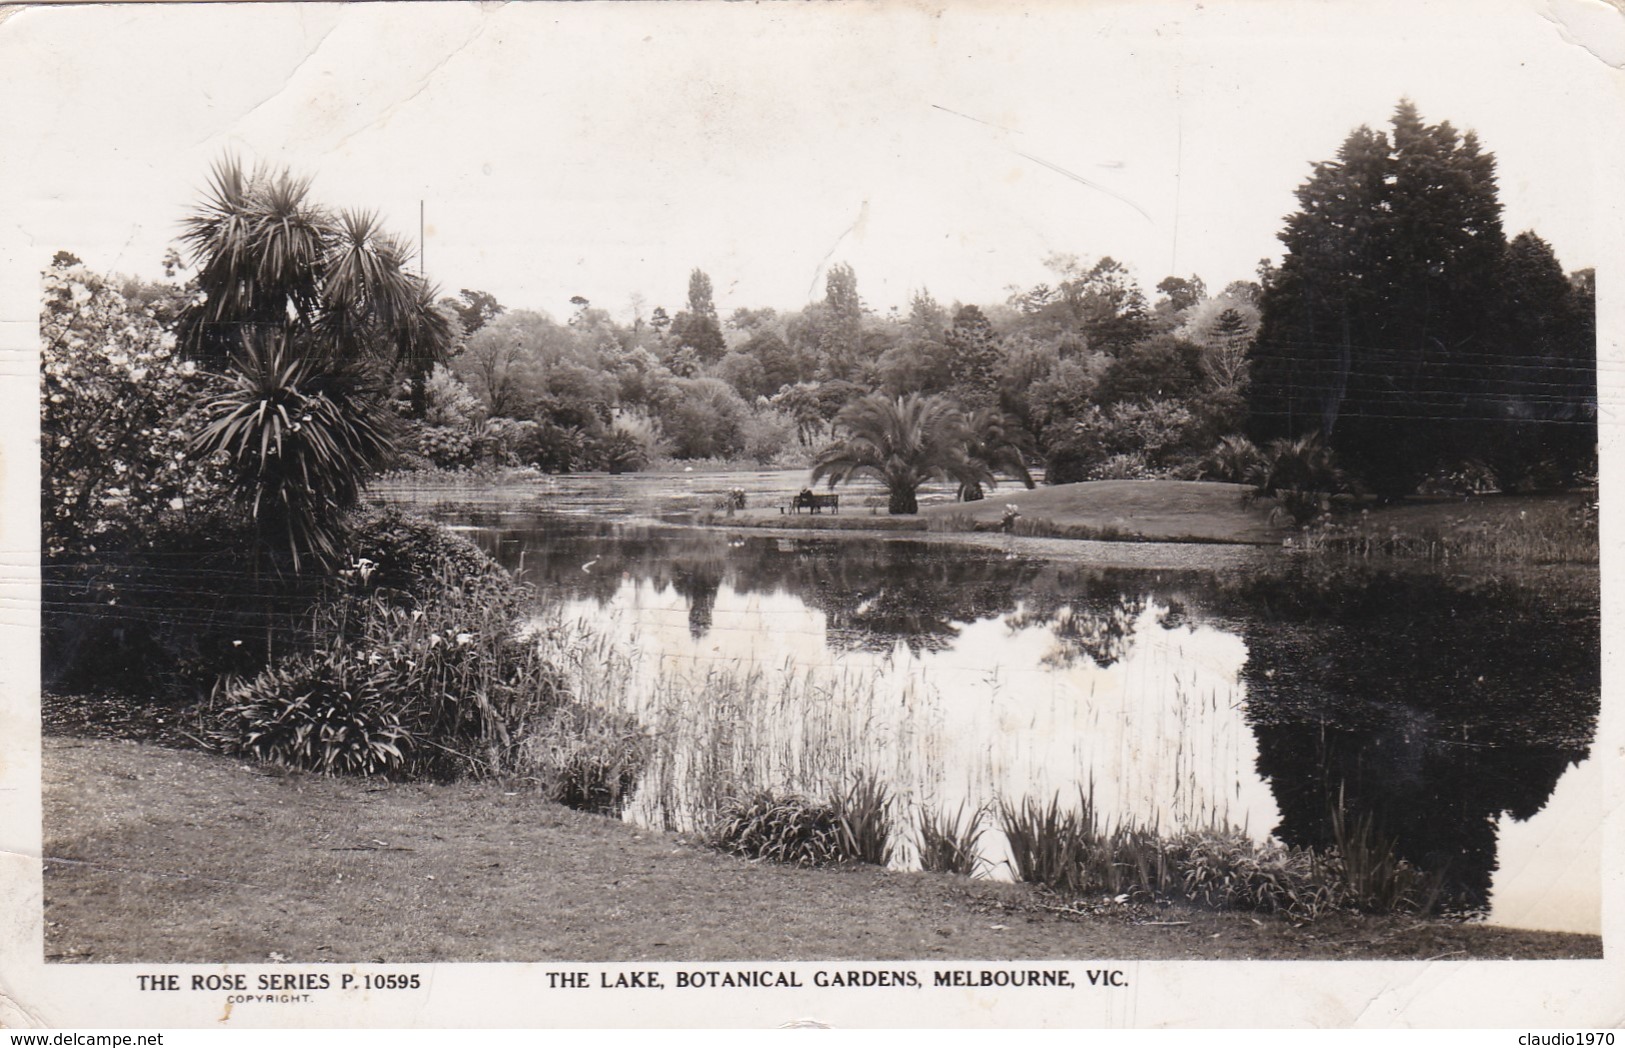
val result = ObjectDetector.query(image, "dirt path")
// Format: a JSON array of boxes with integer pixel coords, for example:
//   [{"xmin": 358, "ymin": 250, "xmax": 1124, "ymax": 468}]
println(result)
[{"xmin": 40, "ymin": 736, "xmax": 1599, "ymax": 964}]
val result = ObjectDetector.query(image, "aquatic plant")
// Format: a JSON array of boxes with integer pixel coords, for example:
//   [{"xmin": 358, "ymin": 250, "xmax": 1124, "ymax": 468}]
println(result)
[
  {"xmin": 521, "ymin": 703, "xmax": 649, "ymax": 815},
  {"xmin": 916, "ymin": 803, "xmax": 986, "ymax": 876},
  {"xmin": 707, "ymin": 790, "xmax": 851, "ymax": 867},
  {"xmin": 835, "ymin": 771, "xmax": 894, "ymax": 867},
  {"xmin": 996, "ymin": 794, "xmax": 1093, "ymax": 893}
]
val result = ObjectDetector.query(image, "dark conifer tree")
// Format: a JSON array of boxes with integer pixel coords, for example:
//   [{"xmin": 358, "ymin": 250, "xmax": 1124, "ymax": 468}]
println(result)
[{"xmin": 1252, "ymin": 101, "xmax": 1591, "ymax": 493}]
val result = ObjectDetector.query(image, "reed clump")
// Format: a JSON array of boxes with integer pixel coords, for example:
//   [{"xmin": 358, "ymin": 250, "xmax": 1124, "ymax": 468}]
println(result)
[
  {"xmin": 916, "ymin": 803, "xmax": 986, "ymax": 876},
  {"xmin": 995, "ymin": 789, "xmax": 1433, "ymax": 919},
  {"xmin": 707, "ymin": 770, "xmax": 895, "ymax": 868}
]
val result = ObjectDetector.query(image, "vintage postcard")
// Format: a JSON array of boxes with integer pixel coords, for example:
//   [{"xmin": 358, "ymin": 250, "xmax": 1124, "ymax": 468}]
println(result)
[{"xmin": 1, "ymin": 0, "xmax": 1620, "ymax": 1031}]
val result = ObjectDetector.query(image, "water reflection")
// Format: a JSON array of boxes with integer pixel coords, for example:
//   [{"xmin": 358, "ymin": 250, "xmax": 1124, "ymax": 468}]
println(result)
[{"xmin": 446, "ymin": 509, "xmax": 1599, "ymax": 931}]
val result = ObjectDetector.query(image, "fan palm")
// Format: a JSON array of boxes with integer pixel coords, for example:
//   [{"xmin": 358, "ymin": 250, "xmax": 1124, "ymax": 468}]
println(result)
[
  {"xmin": 811, "ymin": 393, "xmax": 986, "ymax": 515},
  {"xmin": 958, "ymin": 408, "xmax": 1036, "ymax": 501}
]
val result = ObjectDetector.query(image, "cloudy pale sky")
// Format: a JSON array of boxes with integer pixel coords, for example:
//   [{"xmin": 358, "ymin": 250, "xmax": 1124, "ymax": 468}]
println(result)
[{"xmin": 2, "ymin": 0, "xmax": 1620, "ymax": 326}]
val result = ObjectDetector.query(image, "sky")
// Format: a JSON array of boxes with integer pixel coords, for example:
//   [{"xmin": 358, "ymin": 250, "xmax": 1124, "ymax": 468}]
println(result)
[{"xmin": 1, "ymin": 0, "xmax": 1620, "ymax": 328}]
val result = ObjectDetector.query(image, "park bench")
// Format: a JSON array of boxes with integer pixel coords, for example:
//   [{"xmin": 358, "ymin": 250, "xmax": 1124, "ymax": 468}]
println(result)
[{"xmin": 786, "ymin": 490, "xmax": 840, "ymax": 514}]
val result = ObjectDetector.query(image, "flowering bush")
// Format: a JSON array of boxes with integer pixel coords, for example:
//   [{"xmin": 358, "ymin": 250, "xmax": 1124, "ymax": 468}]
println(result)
[
  {"xmin": 218, "ymin": 559, "xmax": 568, "ymax": 778},
  {"xmin": 41, "ymin": 264, "xmax": 230, "ymax": 558}
]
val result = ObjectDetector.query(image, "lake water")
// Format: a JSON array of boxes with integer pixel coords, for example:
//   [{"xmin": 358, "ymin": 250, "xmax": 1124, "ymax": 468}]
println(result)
[{"xmin": 383, "ymin": 472, "xmax": 1601, "ymax": 934}]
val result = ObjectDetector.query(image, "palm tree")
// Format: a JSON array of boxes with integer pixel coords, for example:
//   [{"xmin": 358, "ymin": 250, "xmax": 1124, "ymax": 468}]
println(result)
[
  {"xmin": 178, "ymin": 157, "xmax": 457, "ymax": 570},
  {"xmin": 958, "ymin": 408, "xmax": 1036, "ymax": 501},
  {"xmin": 179, "ymin": 158, "xmax": 455, "ymax": 387},
  {"xmin": 194, "ymin": 332, "xmax": 397, "ymax": 573},
  {"xmin": 811, "ymin": 393, "xmax": 987, "ymax": 515}
]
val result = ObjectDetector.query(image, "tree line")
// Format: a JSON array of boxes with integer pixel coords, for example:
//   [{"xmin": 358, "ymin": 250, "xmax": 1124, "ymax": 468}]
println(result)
[{"xmin": 44, "ymin": 98, "xmax": 1598, "ymax": 562}]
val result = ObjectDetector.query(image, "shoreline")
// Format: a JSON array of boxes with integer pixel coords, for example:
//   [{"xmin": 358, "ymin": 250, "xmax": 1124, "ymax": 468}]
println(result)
[{"xmin": 40, "ymin": 732, "xmax": 1603, "ymax": 963}]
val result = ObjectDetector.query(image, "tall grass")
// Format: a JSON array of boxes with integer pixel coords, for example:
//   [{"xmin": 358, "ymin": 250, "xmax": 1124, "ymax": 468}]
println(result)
[
  {"xmin": 1298, "ymin": 497, "xmax": 1597, "ymax": 564},
  {"xmin": 927, "ymin": 512, "xmax": 1125, "ymax": 542},
  {"xmin": 993, "ymin": 788, "xmax": 1431, "ymax": 919},
  {"xmin": 1329, "ymin": 792, "xmax": 1439, "ymax": 914}
]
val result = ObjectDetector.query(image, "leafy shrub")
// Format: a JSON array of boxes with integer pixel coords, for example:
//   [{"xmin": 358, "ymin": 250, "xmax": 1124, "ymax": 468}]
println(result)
[
  {"xmin": 342, "ymin": 507, "xmax": 506, "ymax": 600},
  {"xmin": 1091, "ymin": 451, "xmax": 1152, "ymax": 481},
  {"xmin": 1044, "ymin": 400, "xmax": 1198, "ymax": 484},
  {"xmin": 917, "ymin": 803, "xmax": 985, "ymax": 876},
  {"xmin": 1249, "ymin": 432, "xmax": 1354, "ymax": 526},
  {"xmin": 474, "ymin": 416, "xmax": 538, "ymax": 467},
  {"xmin": 417, "ymin": 423, "xmax": 475, "ymax": 468},
  {"xmin": 521, "ymin": 703, "xmax": 649, "ymax": 815},
  {"xmin": 709, "ymin": 790, "xmax": 851, "ymax": 866},
  {"xmin": 708, "ymin": 773, "xmax": 895, "ymax": 867},
  {"xmin": 217, "ymin": 648, "xmax": 409, "ymax": 775},
  {"xmin": 739, "ymin": 407, "xmax": 799, "ymax": 465},
  {"xmin": 218, "ymin": 564, "xmax": 567, "ymax": 779},
  {"xmin": 521, "ymin": 419, "xmax": 593, "ymax": 473},
  {"xmin": 1171, "ymin": 831, "xmax": 1337, "ymax": 916},
  {"xmin": 1415, "ymin": 459, "xmax": 1499, "ymax": 496},
  {"xmin": 1197, "ymin": 435, "xmax": 1263, "ymax": 483},
  {"xmin": 992, "ymin": 790, "xmax": 1425, "ymax": 918}
]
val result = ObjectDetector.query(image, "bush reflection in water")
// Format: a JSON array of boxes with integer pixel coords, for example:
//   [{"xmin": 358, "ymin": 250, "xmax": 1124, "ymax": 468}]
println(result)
[{"xmin": 461, "ymin": 512, "xmax": 1597, "ymax": 918}]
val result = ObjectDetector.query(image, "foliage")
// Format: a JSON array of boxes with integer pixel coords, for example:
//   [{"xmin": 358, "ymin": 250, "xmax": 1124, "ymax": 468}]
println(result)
[
  {"xmin": 219, "ymin": 564, "xmax": 569, "ymax": 779},
  {"xmin": 1328, "ymin": 799, "xmax": 1437, "ymax": 914},
  {"xmin": 1095, "ymin": 334, "xmax": 1203, "ymax": 405},
  {"xmin": 1249, "ymin": 432, "xmax": 1354, "ymax": 526},
  {"xmin": 193, "ymin": 334, "xmax": 399, "ymax": 572},
  {"xmin": 342, "ymin": 507, "xmax": 507, "ymax": 600},
  {"xmin": 603, "ymin": 408, "xmax": 668, "ymax": 473},
  {"xmin": 1043, "ymin": 400, "xmax": 1198, "ymax": 484},
  {"xmin": 417, "ymin": 423, "xmax": 475, "ymax": 469},
  {"xmin": 945, "ymin": 304, "xmax": 1001, "ymax": 406},
  {"xmin": 812, "ymin": 393, "xmax": 986, "ymax": 514},
  {"xmin": 738, "ymin": 407, "xmax": 799, "ymax": 465},
  {"xmin": 657, "ymin": 376, "xmax": 750, "ymax": 459},
  {"xmin": 522, "ymin": 703, "xmax": 649, "ymax": 815},
  {"xmin": 996, "ymin": 794, "xmax": 1093, "ymax": 893},
  {"xmin": 916, "ymin": 803, "xmax": 985, "ymax": 876},
  {"xmin": 708, "ymin": 790, "xmax": 851, "ymax": 867},
  {"xmin": 40, "ymin": 264, "xmax": 232, "ymax": 558},
  {"xmin": 177, "ymin": 158, "xmax": 454, "ymax": 391},
  {"xmin": 422, "ymin": 363, "xmax": 481, "ymax": 428},
  {"xmin": 217, "ymin": 646, "xmax": 409, "ymax": 775},
  {"xmin": 1252, "ymin": 101, "xmax": 1594, "ymax": 493},
  {"xmin": 835, "ymin": 772, "xmax": 894, "ymax": 867},
  {"xmin": 1196, "ymin": 435, "xmax": 1264, "ymax": 483},
  {"xmin": 958, "ymin": 408, "xmax": 1035, "ymax": 501},
  {"xmin": 995, "ymin": 790, "xmax": 1428, "ymax": 918},
  {"xmin": 1171, "ymin": 831, "xmax": 1337, "ymax": 915},
  {"xmin": 707, "ymin": 772, "xmax": 894, "ymax": 867},
  {"xmin": 668, "ymin": 268, "xmax": 726, "ymax": 363}
]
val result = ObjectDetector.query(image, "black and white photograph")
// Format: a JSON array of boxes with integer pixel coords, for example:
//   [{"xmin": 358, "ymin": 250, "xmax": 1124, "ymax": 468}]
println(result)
[{"xmin": 1, "ymin": 0, "xmax": 1619, "ymax": 1031}]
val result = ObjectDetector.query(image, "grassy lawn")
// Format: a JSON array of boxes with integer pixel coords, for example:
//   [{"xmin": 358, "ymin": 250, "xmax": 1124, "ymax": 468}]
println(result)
[
  {"xmin": 920, "ymin": 481, "xmax": 1281, "ymax": 545},
  {"xmin": 41, "ymin": 734, "xmax": 1600, "ymax": 963}
]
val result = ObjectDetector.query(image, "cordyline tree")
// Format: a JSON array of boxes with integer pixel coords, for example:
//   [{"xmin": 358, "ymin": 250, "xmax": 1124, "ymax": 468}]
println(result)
[
  {"xmin": 1251, "ymin": 100, "xmax": 1595, "ymax": 493},
  {"xmin": 178, "ymin": 158, "xmax": 457, "ymax": 571}
]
